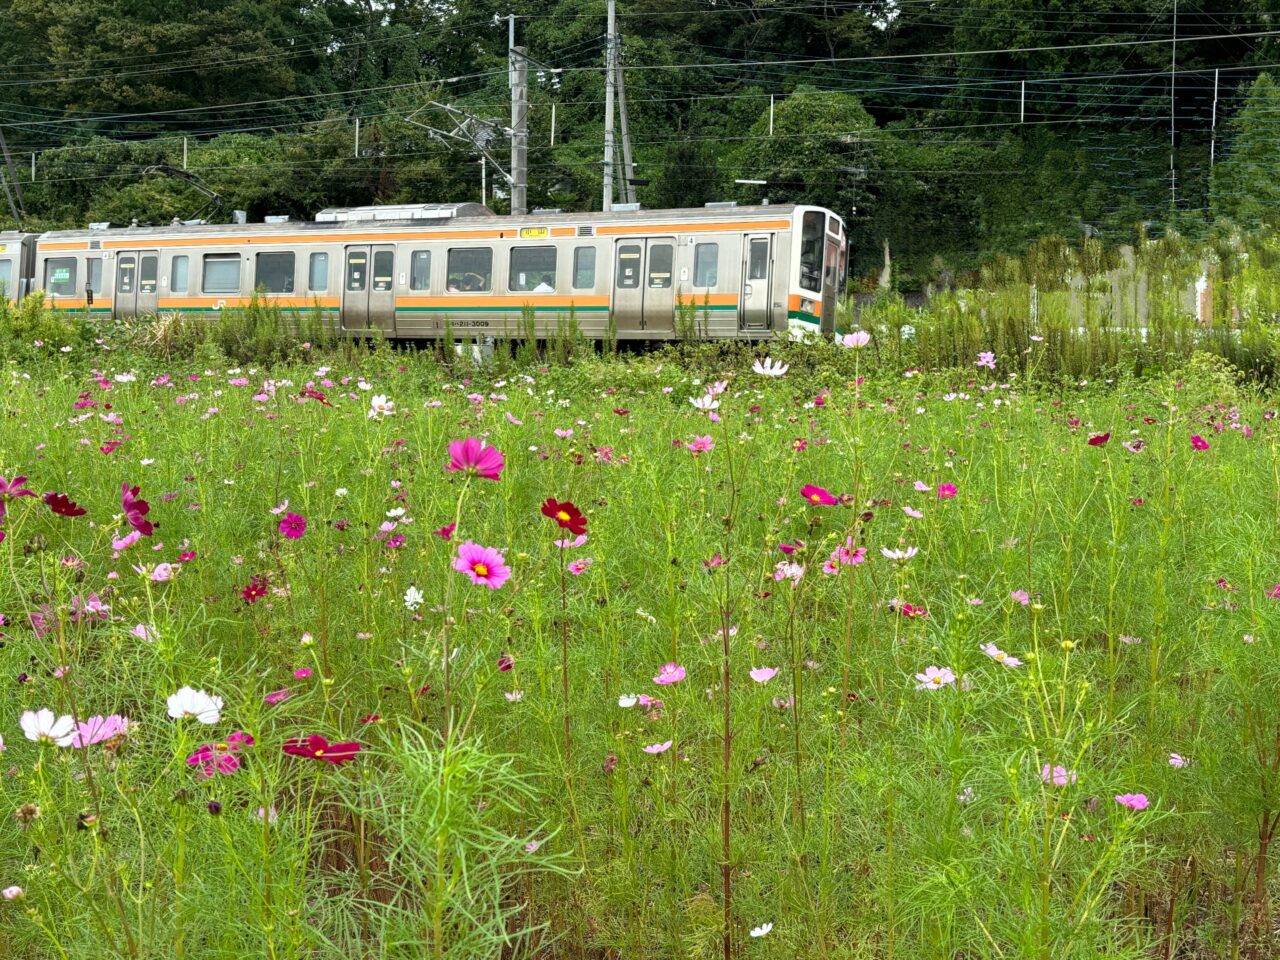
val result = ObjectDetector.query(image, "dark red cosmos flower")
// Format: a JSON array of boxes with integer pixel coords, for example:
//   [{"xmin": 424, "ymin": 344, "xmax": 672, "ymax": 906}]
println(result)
[
  {"xmin": 241, "ymin": 574, "xmax": 269, "ymax": 604},
  {"xmin": 301, "ymin": 387, "xmax": 332, "ymax": 406},
  {"xmin": 281, "ymin": 734, "xmax": 361, "ymax": 765},
  {"xmin": 497, "ymin": 653, "xmax": 514, "ymax": 672},
  {"xmin": 612, "ymin": 408, "xmax": 630, "ymax": 416},
  {"xmin": 541, "ymin": 498, "xmax": 587, "ymax": 536},
  {"xmin": 1087, "ymin": 433, "xmax": 1110, "ymax": 447},
  {"xmin": 43, "ymin": 492, "xmax": 87, "ymax": 518},
  {"xmin": 121, "ymin": 483, "xmax": 154, "ymax": 536}
]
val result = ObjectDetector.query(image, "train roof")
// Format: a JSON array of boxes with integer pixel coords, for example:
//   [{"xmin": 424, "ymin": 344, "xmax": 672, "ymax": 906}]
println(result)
[{"xmin": 36, "ymin": 204, "xmax": 809, "ymax": 242}]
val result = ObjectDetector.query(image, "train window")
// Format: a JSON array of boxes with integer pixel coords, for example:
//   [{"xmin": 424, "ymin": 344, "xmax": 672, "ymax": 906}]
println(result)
[
  {"xmin": 45, "ymin": 258, "xmax": 78, "ymax": 296},
  {"xmin": 748, "ymin": 239, "xmax": 769, "ymax": 281},
  {"xmin": 117, "ymin": 256, "xmax": 136, "ymax": 295},
  {"xmin": 87, "ymin": 257, "xmax": 104, "ymax": 294},
  {"xmin": 0, "ymin": 259, "xmax": 10, "ymax": 296},
  {"xmin": 170, "ymin": 256, "xmax": 189, "ymax": 294},
  {"xmin": 372, "ymin": 250, "xmax": 394, "ymax": 292},
  {"xmin": 203, "ymin": 254, "xmax": 241, "ymax": 294},
  {"xmin": 615, "ymin": 244, "xmax": 641, "ymax": 288},
  {"xmin": 573, "ymin": 247, "xmax": 595, "ymax": 289},
  {"xmin": 800, "ymin": 211, "xmax": 823, "ymax": 293},
  {"xmin": 693, "ymin": 243, "xmax": 718, "ymax": 288},
  {"xmin": 140, "ymin": 255, "xmax": 158, "ymax": 294},
  {"xmin": 446, "ymin": 248, "xmax": 492, "ymax": 292},
  {"xmin": 409, "ymin": 251, "xmax": 431, "ymax": 291},
  {"xmin": 648, "ymin": 243, "xmax": 673, "ymax": 289},
  {"xmin": 256, "ymin": 252, "xmax": 295, "ymax": 294},
  {"xmin": 509, "ymin": 247, "xmax": 557, "ymax": 292},
  {"xmin": 309, "ymin": 253, "xmax": 328, "ymax": 292},
  {"xmin": 346, "ymin": 251, "xmax": 367, "ymax": 291}
]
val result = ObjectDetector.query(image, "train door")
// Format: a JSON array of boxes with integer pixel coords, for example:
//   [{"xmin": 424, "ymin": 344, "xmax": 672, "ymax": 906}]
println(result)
[
  {"xmin": 113, "ymin": 250, "xmax": 159, "ymax": 318},
  {"xmin": 342, "ymin": 245, "xmax": 396, "ymax": 333},
  {"xmin": 821, "ymin": 234, "xmax": 840, "ymax": 335},
  {"xmin": 740, "ymin": 234, "xmax": 773, "ymax": 330},
  {"xmin": 611, "ymin": 237, "xmax": 675, "ymax": 335}
]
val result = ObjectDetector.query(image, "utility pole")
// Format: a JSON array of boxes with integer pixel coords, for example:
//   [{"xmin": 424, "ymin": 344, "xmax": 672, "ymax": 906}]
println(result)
[
  {"xmin": 509, "ymin": 15, "xmax": 528, "ymax": 216},
  {"xmin": 615, "ymin": 30, "xmax": 637, "ymax": 204},
  {"xmin": 355, "ymin": 117, "xmax": 361, "ymax": 158},
  {"xmin": 1209, "ymin": 67, "xmax": 1219, "ymax": 169},
  {"xmin": 1169, "ymin": 0, "xmax": 1177, "ymax": 207},
  {"xmin": 602, "ymin": 0, "xmax": 617, "ymax": 211}
]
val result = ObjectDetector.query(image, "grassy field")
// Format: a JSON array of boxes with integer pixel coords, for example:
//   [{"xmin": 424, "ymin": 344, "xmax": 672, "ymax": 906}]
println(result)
[{"xmin": 0, "ymin": 334, "xmax": 1278, "ymax": 959}]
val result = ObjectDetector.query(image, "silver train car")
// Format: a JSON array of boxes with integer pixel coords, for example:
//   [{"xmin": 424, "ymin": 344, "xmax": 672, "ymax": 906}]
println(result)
[{"xmin": 3, "ymin": 202, "xmax": 848, "ymax": 340}]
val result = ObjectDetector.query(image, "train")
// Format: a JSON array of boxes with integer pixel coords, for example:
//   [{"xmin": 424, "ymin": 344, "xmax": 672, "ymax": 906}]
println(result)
[{"xmin": 0, "ymin": 201, "xmax": 847, "ymax": 341}]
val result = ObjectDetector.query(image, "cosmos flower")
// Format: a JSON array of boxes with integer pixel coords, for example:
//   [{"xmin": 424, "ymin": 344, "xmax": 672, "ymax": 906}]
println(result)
[
  {"xmin": 187, "ymin": 732, "xmax": 254, "ymax": 777},
  {"xmin": 1041, "ymin": 764, "xmax": 1077, "ymax": 787},
  {"xmin": 368, "ymin": 395, "xmax": 395, "ymax": 418},
  {"xmin": 1190, "ymin": 434, "xmax": 1210, "ymax": 451},
  {"xmin": 1169, "ymin": 753, "xmax": 1188, "ymax": 768},
  {"xmin": 881, "ymin": 546, "xmax": 919, "ymax": 561},
  {"xmin": 568, "ymin": 558, "xmax": 593, "ymax": 575},
  {"xmin": 0, "ymin": 475, "xmax": 36, "ymax": 521},
  {"xmin": 839, "ymin": 330, "xmax": 871, "ymax": 348},
  {"xmin": 555, "ymin": 534, "xmax": 588, "ymax": 549},
  {"xmin": 915, "ymin": 666, "xmax": 956, "ymax": 690},
  {"xmin": 446, "ymin": 437, "xmax": 504, "ymax": 480},
  {"xmin": 654, "ymin": 662, "xmax": 686, "ymax": 685},
  {"xmin": 278, "ymin": 512, "xmax": 307, "ymax": 539},
  {"xmin": 166, "ymin": 687, "xmax": 223, "ymax": 724},
  {"xmin": 282, "ymin": 734, "xmax": 362, "ymax": 765},
  {"xmin": 452, "ymin": 541, "xmax": 511, "ymax": 590},
  {"xmin": 43, "ymin": 492, "xmax": 87, "ymax": 517},
  {"xmin": 936, "ymin": 484, "xmax": 957, "ymax": 499},
  {"xmin": 541, "ymin": 498, "xmax": 588, "ymax": 536},
  {"xmin": 749, "ymin": 922, "xmax": 774, "ymax": 938},
  {"xmin": 752, "ymin": 357, "xmax": 788, "ymax": 377},
  {"xmin": 686, "ymin": 435, "xmax": 715, "ymax": 454},
  {"xmin": 404, "ymin": 585, "xmax": 424, "ymax": 610},
  {"xmin": 981, "ymin": 643, "xmax": 1023, "ymax": 667},
  {"xmin": 1087, "ymin": 432, "xmax": 1111, "ymax": 447},
  {"xmin": 642, "ymin": 740, "xmax": 672, "ymax": 754},
  {"xmin": 689, "ymin": 394, "xmax": 720, "ymax": 412},
  {"xmin": 749, "ymin": 667, "xmax": 778, "ymax": 684},
  {"xmin": 800, "ymin": 484, "xmax": 837, "ymax": 506},
  {"xmin": 121, "ymin": 483, "xmax": 154, "ymax": 536},
  {"xmin": 976, "ymin": 351, "xmax": 996, "ymax": 369},
  {"xmin": 1115, "ymin": 793, "xmax": 1149, "ymax": 811},
  {"xmin": 71, "ymin": 714, "xmax": 129, "ymax": 747},
  {"xmin": 19, "ymin": 708, "xmax": 76, "ymax": 746}
]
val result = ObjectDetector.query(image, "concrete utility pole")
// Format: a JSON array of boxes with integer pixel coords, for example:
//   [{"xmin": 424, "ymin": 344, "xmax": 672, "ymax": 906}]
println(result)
[
  {"xmin": 602, "ymin": 0, "xmax": 617, "ymax": 211},
  {"xmin": 0, "ymin": 126, "xmax": 26, "ymax": 221},
  {"xmin": 615, "ymin": 32, "xmax": 637, "ymax": 204},
  {"xmin": 509, "ymin": 15, "xmax": 528, "ymax": 216},
  {"xmin": 1169, "ymin": 0, "xmax": 1177, "ymax": 207}
]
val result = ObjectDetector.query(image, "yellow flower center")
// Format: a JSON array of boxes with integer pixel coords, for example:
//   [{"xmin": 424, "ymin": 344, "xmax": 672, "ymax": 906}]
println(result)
[
  {"xmin": 215, "ymin": 743, "xmax": 229, "ymax": 752},
  {"xmin": 810, "ymin": 494, "xmax": 821, "ymax": 502},
  {"xmin": 474, "ymin": 563, "xmax": 489, "ymax": 577},
  {"xmin": 315, "ymin": 748, "xmax": 324, "ymax": 756},
  {"xmin": 995, "ymin": 652, "xmax": 1006, "ymax": 661},
  {"xmin": 557, "ymin": 511, "xmax": 570, "ymax": 522}
]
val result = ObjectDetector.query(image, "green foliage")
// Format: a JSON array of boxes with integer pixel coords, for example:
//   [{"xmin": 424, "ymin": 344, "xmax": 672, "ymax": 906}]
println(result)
[{"xmin": 1212, "ymin": 72, "xmax": 1280, "ymax": 232}]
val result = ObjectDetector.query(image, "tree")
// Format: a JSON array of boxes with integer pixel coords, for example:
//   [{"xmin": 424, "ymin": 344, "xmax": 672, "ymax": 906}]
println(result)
[
  {"xmin": 1212, "ymin": 73, "xmax": 1280, "ymax": 231},
  {"xmin": 648, "ymin": 140, "xmax": 720, "ymax": 210}
]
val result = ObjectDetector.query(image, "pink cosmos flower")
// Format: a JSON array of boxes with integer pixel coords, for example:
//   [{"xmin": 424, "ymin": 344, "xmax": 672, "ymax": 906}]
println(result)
[
  {"xmin": 839, "ymin": 330, "xmax": 871, "ymax": 348},
  {"xmin": 71, "ymin": 714, "xmax": 129, "ymax": 747},
  {"xmin": 294, "ymin": 668, "xmax": 312, "ymax": 679},
  {"xmin": 435, "ymin": 523, "xmax": 456, "ymax": 541},
  {"xmin": 642, "ymin": 740, "xmax": 673, "ymax": 754},
  {"xmin": 453, "ymin": 541, "xmax": 511, "ymax": 589},
  {"xmin": 555, "ymin": 534, "xmax": 588, "ymax": 549},
  {"xmin": 915, "ymin": 666, "xmax": 956, "ymax": 690},
  {"xmin": 121, "ymin": 483, "xmax": 154, "ymax": 536},
  {"xmin": 749, "ymin": 667, "xmax": 778, "ymax": 684},
  {"xmin": 936, "ymin": 484, "xmax": 957, "ymax": 499},
  {"xmin": 278, "ymin": 512, "xmax": 307, "ymax": 539},
  {"xmin": 976, "ymin": 351, "xmax": 996, "ymax": 369},
  {"xmin": 264, "ymin": 688, "xmax": 291, "ymax": 706},
  {"xmin": 981, "ymin": 643, "xmax": 1023, "ymax": 667},
  {"xmin": 1011, "ymin": 590, "xmax": 1030, "ymax": 606},
  {"xmin": 0, "ymin": 475, "xmax": 36, "ymax": 521},
  {"xmin": 186, "ymin": 731, "xmax": 254, "ymax": 778},
  {"xmin": 1115, "ymin": 793, "xmax": 1149, "ymax": 811},
  {"xmin": 686, "ymin": 435, "xmax": 715, "ymax": 454},
  {"xmin": 800, "ymin": 484, "xmax": 838, "ymax": 506},
  {"xmin": 903, "ymin": 506, "xmax": 923, "ymax": 519},
  {"xmin": 654, "ymin": 662, "xmax": 686, "ymax": 685},
  {"xmin": 1190, "ymin": 434, "xmax": 1209, "ymax": 451},
  {"xmin": 1169, "ymin": 753, "xmax": 1188, "ymax": 768},
  {"xmin": 446, "ymin": 437, "xmax": 505, "ymax": 481},
  {"xmin": 568, "ymin": 558, "xmax": 593, "ymax": 575},
  {"xmin": 1041, "ymin": 764, "xmax": 1077, "ymax": 787}
]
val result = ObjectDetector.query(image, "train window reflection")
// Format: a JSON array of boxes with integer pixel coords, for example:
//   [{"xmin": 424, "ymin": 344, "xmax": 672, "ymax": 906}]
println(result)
[
  {"xmin": 693, "ymin": 243, "xmax": 718, "ymax": 288},
  {"xmin": 748, "ymin": 239, "xmax": 769, "ymax": 281},
  {"xmin": 800, "ymin": 211, "xmax": 823, "ymax": 292},
  {"xmin": 372, "ymin": 250, "xmax": 393, "ymax": 291},
  {"xmin": 308, "ymin": 253, "xmax": 328, "ymax": 292},
  {"xmin": 256, "ymin": 252, "xmax": 295, "ymax": 293},
  {"xmin": 171, "ymin": 256, "xmax": 189, "ymax": 294},
  {"xmin": 573, "ymin": 247, "xmax": 595, "ymax": 289},
  {"xmin": 648, "ymin": 244, "xmax": 673, "ymax": 289},
  {"xmin": 140, "ymin": 255, "xmax": 158, "ymax": 294},
  {"xmin": 410, "ymin": 251, "xmax": 431, "ymax": 291},
  {"xmin": 203, "ymin": 253, "xmax": 241, "ymax": 294}
]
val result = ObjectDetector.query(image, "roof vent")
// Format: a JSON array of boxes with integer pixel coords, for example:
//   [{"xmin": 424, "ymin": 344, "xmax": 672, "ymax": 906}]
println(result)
[
  {"xmin": 576, "ymin": 225, "xmax": 594, "ymax": 237},
  {"xmin": 264, "ymin": 215, "xmax": 291, "ymax": 224},
  {"xmin": 704, "ymin": 201, "xmax": 738, "ymax": 209},
  {"xmin": 531, "ymin": 207, "xmax": 563, "ymax": 215},
  {"xmin": 232, "ymin": 210, "xmax": 248, "ymax": 224},
  {"xmin": 612, "ymin": 202, "xmax": 641, "ymax": 212},
  {"xmin": 88, "ymin": 222, "xmax": 112, "ymax": 230}
]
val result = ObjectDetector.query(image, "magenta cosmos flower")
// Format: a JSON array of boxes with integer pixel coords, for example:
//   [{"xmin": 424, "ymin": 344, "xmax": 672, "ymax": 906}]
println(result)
[
  {"xmin": 1115, "ymin": 792, "xmax": 1149, "ymax": 811},
  {"xmin": 278, "ymin": 512, "xmax": 307, "ymax": 539},
  {"xmin": 1190, "ymin": 434, "xmax": 1210, "ymax": 451},
  {"xmin": 0, "ymin": 475, "xmax": 37, "ymax": 521},
  {"xmin": 653, "ymin": 662, "xmax": 686, "ymax": 685},
  {"xmin": 187, "ymin": 731, "xmax": 254, "ymax": 777},
  {"xmin": 800, "ymin": 484, "xmax": 838, "ymax": 506},
  {"xmin": 446, "ymin": 437, "xmax": 504, "ymax": 481},
  {"xmin": 121, "ymin": 483, "xmax": 154, "ymax": 536},
  {"xmin": 453, "ymin": 541, "xmax": 511, "ymax": 589},
  {"xmin": 936, "ymin": 483, "xmax": 957, "ymax": 499}
]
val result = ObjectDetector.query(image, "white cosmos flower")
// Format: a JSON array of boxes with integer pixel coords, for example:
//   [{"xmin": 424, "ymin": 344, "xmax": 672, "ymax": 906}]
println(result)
[
  {"xmin": 20, "ymin": 708, "xmax": 76, "ymax": 746},
  {"xmin": 880, "ymin": 546, "xmax": 919, "ymax": 561},
  {"xmin": 368, "ymin": 394, "xmax": 395, "ymax": 419},
  {"xmin": 752, "ymin": 357, "xmax": 788, "ymax": 377},
  {"xmin": 166, "ymin": 686, "xmax": 223, "ymax": 724},
  {"xmin": 618, "ymin": 694, "xmax": 639, "ymax": 708},
  {"xmin": 404, "ymin": 585, "xmax": 425, "ymax": 611},
  {"xmin": 749, "ymin": 922, "xmax": 773, "ymax": 938},
  {"xmin": 689, "ymin": 394, "xmax": 720, "ymax": 411}
]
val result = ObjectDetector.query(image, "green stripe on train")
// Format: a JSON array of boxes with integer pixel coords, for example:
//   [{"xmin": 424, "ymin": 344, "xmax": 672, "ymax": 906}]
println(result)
[{"xmin": 787, "ymin": 311, "xmax": 821, "ymax": 324}]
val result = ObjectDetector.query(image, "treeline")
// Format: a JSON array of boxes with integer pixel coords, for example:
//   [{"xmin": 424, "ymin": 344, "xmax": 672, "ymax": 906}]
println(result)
[{"xmin": 1, "ymin": 0, "xmax": 1278, "ymax": 284}]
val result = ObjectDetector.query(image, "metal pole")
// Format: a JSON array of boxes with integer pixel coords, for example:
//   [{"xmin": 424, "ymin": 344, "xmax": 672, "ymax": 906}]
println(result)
[
  {"xmin": 602, "ymin": 0, "xmax": 616, "ymax": 211},
  {"xmin": 1020, "ymin": 81, "xmax": 1025, "ymax": 123},
  {"xmin": 511, "ymin": 34, "xmax": 528, "ymax": 216},
  {"xmin": 550, "ymin": 102, "xmax": 557, "ymax": 146},
  {"xmin": 183, "ymin": 137, "xmax": 188, "ymax": 170},
  {"xmin": 616, "ymin": 33, "xmax": 636, "ymax": 204},
  {"xmin": 354, "ymin": 117, "xmax": 360, "ymax": 158},
  {"xmin": 30, "ymin": 153, "xmax": 35, "ymax": 181},
  {"xmin": 1209, "ymin": 67, "xmax": 1219, "ymax": 169},
  {"xmin": 482, "ymin": 157, "xmax": 487, "ymax": 205},
  {"xmin": 1170, "ymin": 0, "xmax": 1177, "ymax": 207},
  {"xmin": 769, "ymin": 94, "xmax": 774, "ymax": 136}
]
